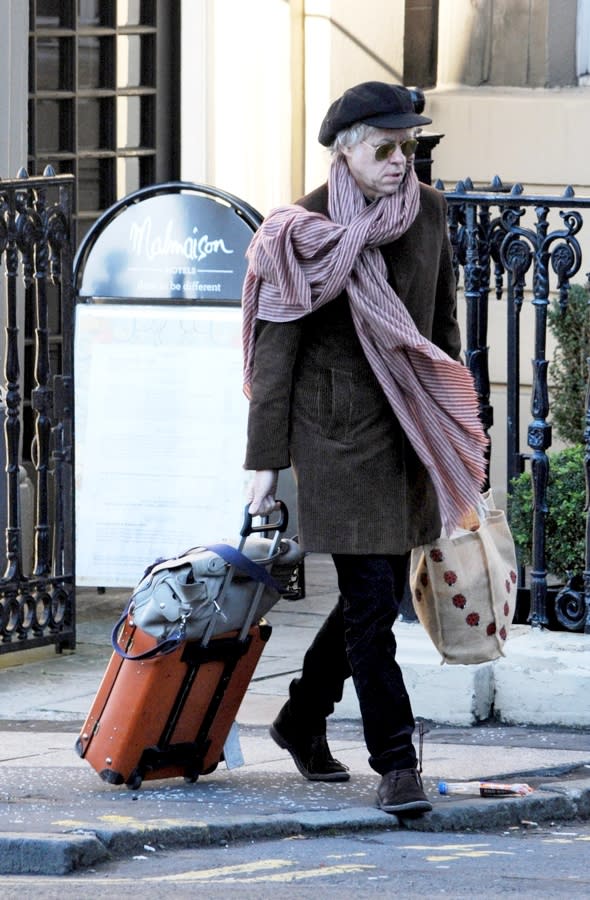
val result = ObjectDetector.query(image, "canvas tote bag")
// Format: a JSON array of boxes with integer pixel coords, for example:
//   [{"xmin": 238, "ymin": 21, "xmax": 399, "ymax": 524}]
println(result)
[{"xmin": 409, "ymin": 496, "xmax": 518, "ymax": 665}]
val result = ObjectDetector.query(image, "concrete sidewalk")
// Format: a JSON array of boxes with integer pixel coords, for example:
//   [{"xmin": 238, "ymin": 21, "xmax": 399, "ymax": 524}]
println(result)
[{"xmin": 0, "ymin": 554, "xmax": 589, "ymax": 875}]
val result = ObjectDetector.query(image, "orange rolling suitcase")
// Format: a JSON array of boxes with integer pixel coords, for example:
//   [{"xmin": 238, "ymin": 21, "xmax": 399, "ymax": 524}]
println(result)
[
  {"xmin": 76, "ymin": 615, "xmax": 272, "ymax": 788},
  {"xmin": 76, "ymin": 504, "xmax": 301, "ymax": 789}
]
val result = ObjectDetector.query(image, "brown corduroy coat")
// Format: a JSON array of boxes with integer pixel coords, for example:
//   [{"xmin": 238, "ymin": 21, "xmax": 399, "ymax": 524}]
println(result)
[{"xmin": 244, "ymin": 181, "xmax": 461, "ymax": 555}]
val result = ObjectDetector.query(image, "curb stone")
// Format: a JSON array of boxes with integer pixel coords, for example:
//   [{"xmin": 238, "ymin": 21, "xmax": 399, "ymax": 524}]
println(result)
[
  {"xmin": 539, "ymin": 779, "xmax": 590, "ymax": 818},
  {"xmin": 404, "ymin": 790, "xmax": 581, "ymax": 833},
  {"xmin": 1, "ymin": 786, "xmax": 589, "ymax": 875},
  {"xmin": 91, "ymin": 810, "xmax": 399, "ymax": 854},
  {"xmin": 93, "ymin": 816, "xmax": 305, "ymax": 852},
  {"xmin": 0, "ymin": 832, "xmax": 110, "ymax": 876}
]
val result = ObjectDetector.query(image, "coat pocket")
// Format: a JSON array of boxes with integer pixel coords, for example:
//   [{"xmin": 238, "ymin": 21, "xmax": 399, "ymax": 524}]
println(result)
[{"xmin": 316, "ymin": 368, "xmax": 354, "ymax": 443}]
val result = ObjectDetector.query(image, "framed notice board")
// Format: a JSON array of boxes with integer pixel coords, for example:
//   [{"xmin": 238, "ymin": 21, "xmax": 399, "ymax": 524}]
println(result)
[{"xmin": 73, "ymin": 182, "xmax": 266, "ymax": 587}]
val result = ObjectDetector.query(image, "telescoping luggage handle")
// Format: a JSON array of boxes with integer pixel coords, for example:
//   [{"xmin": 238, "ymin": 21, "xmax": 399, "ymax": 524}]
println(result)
[
  {"xmin": 111, "ymin": 501, "xmax": 290, "ymax": 660},
  {"xmin": 214, "ymin": 500, "xmax": 289, "ymax": 643}
]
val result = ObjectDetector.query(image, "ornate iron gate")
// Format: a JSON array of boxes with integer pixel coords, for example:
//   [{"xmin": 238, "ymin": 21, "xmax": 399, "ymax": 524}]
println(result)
[
  {"xmin": 442, "ymin": 176, "xmax": 590, "ymax": 634},
  {"xmin": 0, "ymin": 168, "xmax": 75, "ymax": 655}
]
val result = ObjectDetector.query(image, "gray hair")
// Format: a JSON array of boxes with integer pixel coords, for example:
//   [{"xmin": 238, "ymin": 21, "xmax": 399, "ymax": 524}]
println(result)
[
  {"xmin": 330, "ymin": 123, "xmax": 374, "ymax": 156},
  {"xmin": 330, "ymin": 123, "xmax": 419, "ymax": 156}
]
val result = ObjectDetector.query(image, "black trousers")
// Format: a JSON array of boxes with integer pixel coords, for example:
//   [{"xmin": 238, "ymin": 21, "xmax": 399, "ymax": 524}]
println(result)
[{"xmin": 287, "ymin": 553, "xmax": 417, "ymax": 775}]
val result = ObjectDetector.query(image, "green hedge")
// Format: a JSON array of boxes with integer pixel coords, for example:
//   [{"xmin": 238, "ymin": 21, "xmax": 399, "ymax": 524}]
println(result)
[
  {"xmin": 547, "ymin": 284, "xmax": 590, "ymax": 445},
  {"xmin": 509, "ymin": 445, "xmax": 586, "ymax": 580}
]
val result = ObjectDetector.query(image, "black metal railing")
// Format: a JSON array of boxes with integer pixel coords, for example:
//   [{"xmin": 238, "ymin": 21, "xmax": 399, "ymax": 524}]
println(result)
[
  {"xmin": 1, "ymin": 166, "xmax": 589, "ymax": 655},
  {"xmin": 441, "ymin": 176, "xmax": 590, "ymax": 634},
  {"xmin": 0, "ymin": 168, "xmax": 75, "ymax": 655}
]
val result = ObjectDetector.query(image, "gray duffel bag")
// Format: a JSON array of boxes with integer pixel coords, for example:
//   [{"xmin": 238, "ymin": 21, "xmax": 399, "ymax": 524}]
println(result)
[{"xmin": 111, "ymin": 503, "xmax": 303, "ymax": 659}]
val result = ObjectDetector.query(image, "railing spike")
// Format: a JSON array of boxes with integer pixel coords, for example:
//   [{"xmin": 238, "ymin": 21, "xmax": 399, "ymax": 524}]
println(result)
[
  {"xmin": 563, "ymin": 185, "xmax": 575, "ymax": 198},
  {"xmin": 43, "ymin": 164, "xmax": 56, "ymax": 178},
  {"xmin": 16, "ymin": 167, "xmax": 29, "ymax": 179},
  {"xmin": 434, "ymin": 178, "xmax": 445, "ymax": 191},
  {"xmin": 455, "ymin": 180, "xmax": 466, "ymax": 193},
  {"xmin": 510, "ymin": 183, "xmax": 524, "ymax": 195},
  {"xmin": 464, "ymin": 176, "xmax": 474, "ymax": 190},
  {"xmin": 490, "ymin": 175, "xmax": 504, "ymax": 190}
]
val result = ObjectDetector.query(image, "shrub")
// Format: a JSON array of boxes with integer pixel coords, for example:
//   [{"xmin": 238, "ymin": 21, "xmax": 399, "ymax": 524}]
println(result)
[
  {"xmin": 509, "ymin": 445, "xmax": 586, "ymax": 581},
  {"xmin": 510, "ymin": 284, "xmax": 590, "ymax": 583},
  {"xmin": 547, "ymin": 283, "xmax": 590, "ymax": 445}
]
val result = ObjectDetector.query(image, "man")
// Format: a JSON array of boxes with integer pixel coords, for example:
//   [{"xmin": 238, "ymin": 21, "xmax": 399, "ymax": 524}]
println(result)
[{"xmin": 242, "ymin": 82, "xmax": 486, "ymax": 815}]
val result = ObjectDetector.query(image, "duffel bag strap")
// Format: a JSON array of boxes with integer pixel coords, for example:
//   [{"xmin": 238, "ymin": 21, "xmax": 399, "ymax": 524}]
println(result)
[
  {"xmin": 110, "ymin": 609, "xmax": 189, "ymax": 661},
  {"xmin": 204, "ymin": 543, "xmax": 283, "ymax": 593}
]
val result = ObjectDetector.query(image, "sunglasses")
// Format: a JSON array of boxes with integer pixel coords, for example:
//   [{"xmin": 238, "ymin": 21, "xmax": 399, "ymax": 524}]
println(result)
[{"xmin": 362, "ymin": 138, "xmax": 418, "ymax": 161}]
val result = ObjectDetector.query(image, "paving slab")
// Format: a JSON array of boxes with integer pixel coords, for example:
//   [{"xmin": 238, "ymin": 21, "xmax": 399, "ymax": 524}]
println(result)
[{"xmin": 0, "ymin": 554, "xmax": 588, "ymax": 874}]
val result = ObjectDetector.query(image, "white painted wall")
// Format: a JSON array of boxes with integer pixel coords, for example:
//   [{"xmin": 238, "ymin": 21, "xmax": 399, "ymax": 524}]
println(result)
[
  {"xmin": 180, "ymin": 0, "xmax": 291, "ymax": 216},
  {"xmin": 180, "ymin": 0, "xmax": 210, "ymax": 186},
  {"xmin": 0, "ymin": 1, "xmax": 28, "ymax": 177}
]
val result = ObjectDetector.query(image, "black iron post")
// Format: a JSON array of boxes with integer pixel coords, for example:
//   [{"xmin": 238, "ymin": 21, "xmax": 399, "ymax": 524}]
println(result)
[
  {"xmin": 3, "ymin": 183, "xmax": 23, "ymax": 586},
  {"xmin": 415, "ymin": 132, "xmax": 443, "ymax": 186},
  {"xmin": 409, "ymin": 86, "xmax": 443, "ymax": 187}
]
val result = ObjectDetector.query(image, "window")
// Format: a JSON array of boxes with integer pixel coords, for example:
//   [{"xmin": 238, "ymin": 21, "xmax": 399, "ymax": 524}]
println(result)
[
  {"xmin": 404, "ymin": 0, "xmax": 438, "ymax": 89},
  {"xmin": 28, "ymin": 0, "xmax": 180, "ymax": 244},
  {"xmin": 25, "ymin": 0, "xmax": 180, "ymax": 457}
]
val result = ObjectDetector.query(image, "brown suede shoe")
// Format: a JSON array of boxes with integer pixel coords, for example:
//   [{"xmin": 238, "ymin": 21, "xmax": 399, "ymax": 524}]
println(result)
[
  {"xmin": 376, "ymin": 768, "xmax": 433, "ymax": 816},
  {"xmin": 269, "ymin": 718, "xmax": 350, "ymax": 782}
]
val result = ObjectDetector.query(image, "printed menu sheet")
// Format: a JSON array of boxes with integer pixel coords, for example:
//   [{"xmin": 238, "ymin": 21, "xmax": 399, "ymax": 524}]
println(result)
[{"xmin": 75, "ymin": 303, "xmax": 251, "ymax": 586}]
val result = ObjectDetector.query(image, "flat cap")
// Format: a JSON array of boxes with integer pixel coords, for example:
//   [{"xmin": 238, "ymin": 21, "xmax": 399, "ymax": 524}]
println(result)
[{"xmin": 318, "ymin": 81, "xmax": 432, "ymax": 147}]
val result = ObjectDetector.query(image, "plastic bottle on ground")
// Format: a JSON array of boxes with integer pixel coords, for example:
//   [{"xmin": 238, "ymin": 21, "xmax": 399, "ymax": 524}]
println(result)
[{"xmin": 438, "ymin": 780, "xmax": 533, "ymax": 797}]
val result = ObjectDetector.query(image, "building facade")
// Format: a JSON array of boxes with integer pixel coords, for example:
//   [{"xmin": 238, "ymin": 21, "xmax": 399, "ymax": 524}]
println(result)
[
  {"xmin": 2, "ymin": 0, "xmax": 590, "ymax": 505},
  {"xmin": 3, "ymin": 2, "xmax": 587, "ymax": 242}
]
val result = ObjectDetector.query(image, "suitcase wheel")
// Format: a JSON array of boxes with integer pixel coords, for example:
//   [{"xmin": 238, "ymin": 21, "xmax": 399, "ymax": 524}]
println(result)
[
  {"xmin": 183, "ymin": 761, "xmax": 218, "ymax": 783},
  {"xmin": 126, "ymin": 769, "xmax": 143, "ymax": 790}
]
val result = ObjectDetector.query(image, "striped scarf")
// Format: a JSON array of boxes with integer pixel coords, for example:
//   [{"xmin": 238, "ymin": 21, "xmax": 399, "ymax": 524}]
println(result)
[{"xmin": 242, "ymin": 155, "xmax": 488, "ymax": 534}]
